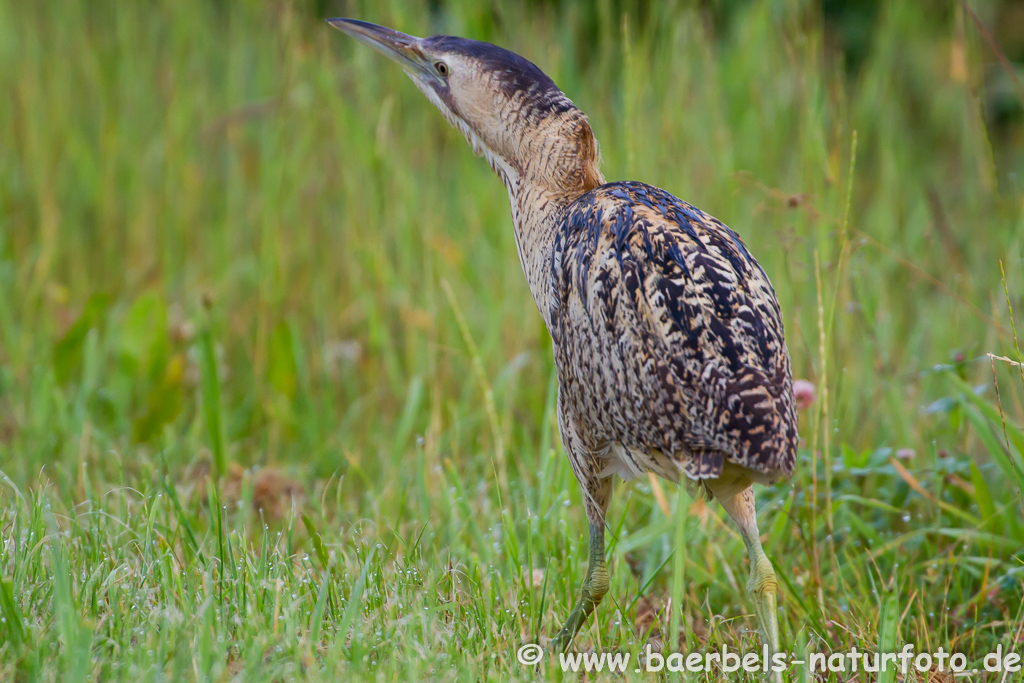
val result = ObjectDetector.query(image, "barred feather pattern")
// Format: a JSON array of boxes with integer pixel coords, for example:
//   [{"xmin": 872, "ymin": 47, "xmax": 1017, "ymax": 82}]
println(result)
[{"xmin": 547, "ymin": 181, "xmax": 798, "ymax": 495}]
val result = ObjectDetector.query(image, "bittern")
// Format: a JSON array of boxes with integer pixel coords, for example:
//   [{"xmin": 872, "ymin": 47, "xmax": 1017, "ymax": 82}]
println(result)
[{"xmin": 329, "ymin": 18, "xmax": 798, "ymax": 674}]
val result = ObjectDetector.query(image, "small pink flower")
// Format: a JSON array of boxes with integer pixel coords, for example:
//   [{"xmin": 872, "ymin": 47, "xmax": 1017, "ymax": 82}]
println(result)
[
  {"xmin": 896, "ymin": 448, "xmax": 915, "ymax": 460},
  {"xmin": 793, "ymin": 379, "xmax": 816, "ymax": 411}
]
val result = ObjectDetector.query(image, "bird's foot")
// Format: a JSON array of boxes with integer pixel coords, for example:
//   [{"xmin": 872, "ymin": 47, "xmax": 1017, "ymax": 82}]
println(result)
[
  {"xmin": 548, "ymin": 599, "xmax": 590, "ymax": 654},
  {"xmin": 547, "ymin": 629, "xmax": 574, "ymax": 655}
]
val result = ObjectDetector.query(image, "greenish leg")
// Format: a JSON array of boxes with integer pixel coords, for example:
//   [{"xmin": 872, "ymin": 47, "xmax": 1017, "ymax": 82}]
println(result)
[
  {"xmin": 746, "ymin": 536, "xmax": 780, "ymax": 662},
  {"xmin": 717, "ymin": 485, "xmax": 782, "ymax": 683},
  {"xmin": 549, "ymin": 523, "xmax": 609, "ymax": 652}
]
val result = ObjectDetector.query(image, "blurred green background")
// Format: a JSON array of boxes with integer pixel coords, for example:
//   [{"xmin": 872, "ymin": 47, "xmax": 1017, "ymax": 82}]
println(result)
[{"xmin": 1, "ymin": 1, "xmax": 1023, "ymax": 681}]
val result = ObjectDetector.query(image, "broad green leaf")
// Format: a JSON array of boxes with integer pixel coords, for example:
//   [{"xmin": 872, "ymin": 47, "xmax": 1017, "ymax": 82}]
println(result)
[{"xmin": 53, "ymin": 292, "xmax": 110, "ymax": 384}]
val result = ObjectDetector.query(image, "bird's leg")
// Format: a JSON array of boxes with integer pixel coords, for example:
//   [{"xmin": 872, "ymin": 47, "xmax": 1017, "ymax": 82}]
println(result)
[
  {"xmin": 549, "ymin": 522, "xmax": 609, "ymax": 652},
  {"xmin": 716, "ymin": 485, "xmax": 782, "ymax": 682},
  {"xmin": 550, "ymin": 394, "xmax": 614, "ymax": 652}
]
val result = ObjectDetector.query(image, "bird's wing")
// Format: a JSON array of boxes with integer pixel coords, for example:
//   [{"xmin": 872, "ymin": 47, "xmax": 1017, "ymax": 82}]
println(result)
[{"xmin": 550, "ymin": 182, "xmax": 797, "ymax": 479}]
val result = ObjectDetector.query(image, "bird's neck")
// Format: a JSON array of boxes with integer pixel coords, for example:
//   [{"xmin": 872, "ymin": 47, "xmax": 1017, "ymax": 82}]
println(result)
[
  {"xmin": 503, "ymin": 181, "xmax": 568, "ymax": 325},
  {"xmin": 491, "ymin": 112, "xmax": 605, "ymax": 326}
]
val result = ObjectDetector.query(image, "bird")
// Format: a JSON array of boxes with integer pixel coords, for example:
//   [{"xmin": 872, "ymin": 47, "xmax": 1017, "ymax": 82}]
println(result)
[{"xmin": 329, "ymin": 18, "xmax": 798, "ymax": 675}]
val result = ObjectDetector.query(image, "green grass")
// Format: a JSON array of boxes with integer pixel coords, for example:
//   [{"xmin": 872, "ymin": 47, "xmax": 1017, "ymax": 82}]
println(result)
[{"xmin": 2, "ymin": 0, "xmax": 1024, "ymax": 680}]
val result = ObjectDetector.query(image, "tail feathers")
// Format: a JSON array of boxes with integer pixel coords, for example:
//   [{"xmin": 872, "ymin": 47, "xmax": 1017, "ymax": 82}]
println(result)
[
  {"xmin": 680, "ymin": 448, "xmax": 725, "ymax": 480},
  {"xmin": 715, "ymin": 363, "xmax": 797, "ymax": 478}
]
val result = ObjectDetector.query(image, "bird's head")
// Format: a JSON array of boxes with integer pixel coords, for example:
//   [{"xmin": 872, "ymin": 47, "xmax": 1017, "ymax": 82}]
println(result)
[{"xmin": 329, "ymin": 19, "xmax": 603, "ymax": 196}]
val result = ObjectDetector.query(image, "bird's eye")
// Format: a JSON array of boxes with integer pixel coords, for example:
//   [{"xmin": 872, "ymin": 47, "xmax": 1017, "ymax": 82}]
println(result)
[{"xmin": 434, "ymin": 61, "xmax": 449, "ymax": 76}]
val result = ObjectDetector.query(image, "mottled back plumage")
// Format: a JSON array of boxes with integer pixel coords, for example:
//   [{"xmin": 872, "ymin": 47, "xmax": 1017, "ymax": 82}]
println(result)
[{"xmin": 549, "ymin": 182, "xmax": 797, "ymax": 486}]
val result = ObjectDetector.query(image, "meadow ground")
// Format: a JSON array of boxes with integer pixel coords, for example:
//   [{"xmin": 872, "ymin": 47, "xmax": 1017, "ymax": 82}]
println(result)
[{"xmin": 1, "ymin": 1, "xmax": 1024, "ymax": 681}]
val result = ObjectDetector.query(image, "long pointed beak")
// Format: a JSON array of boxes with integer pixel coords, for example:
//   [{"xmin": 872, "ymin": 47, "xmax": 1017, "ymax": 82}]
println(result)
[{"xmin": 327, "ymin": 19, "xmax": 435, "ymax": 81}]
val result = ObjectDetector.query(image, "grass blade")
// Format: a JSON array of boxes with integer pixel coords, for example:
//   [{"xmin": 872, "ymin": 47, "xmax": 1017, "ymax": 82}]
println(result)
[
  {"xmin": 198, "ymin": 325, "xmax": 226, "ymax": 478},
  {"xmin": 877, "ymin": 586, "xmax": 899, "ymax": 683},
  {"xmin": 337, "ymin": 546, "xmax": 376, "ymax": 657}
]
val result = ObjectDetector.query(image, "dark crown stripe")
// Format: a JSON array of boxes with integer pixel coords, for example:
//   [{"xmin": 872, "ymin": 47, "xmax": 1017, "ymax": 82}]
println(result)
[{"xmin": 423, "ymin": 35, "xmax": 575, "ymax": 116}]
